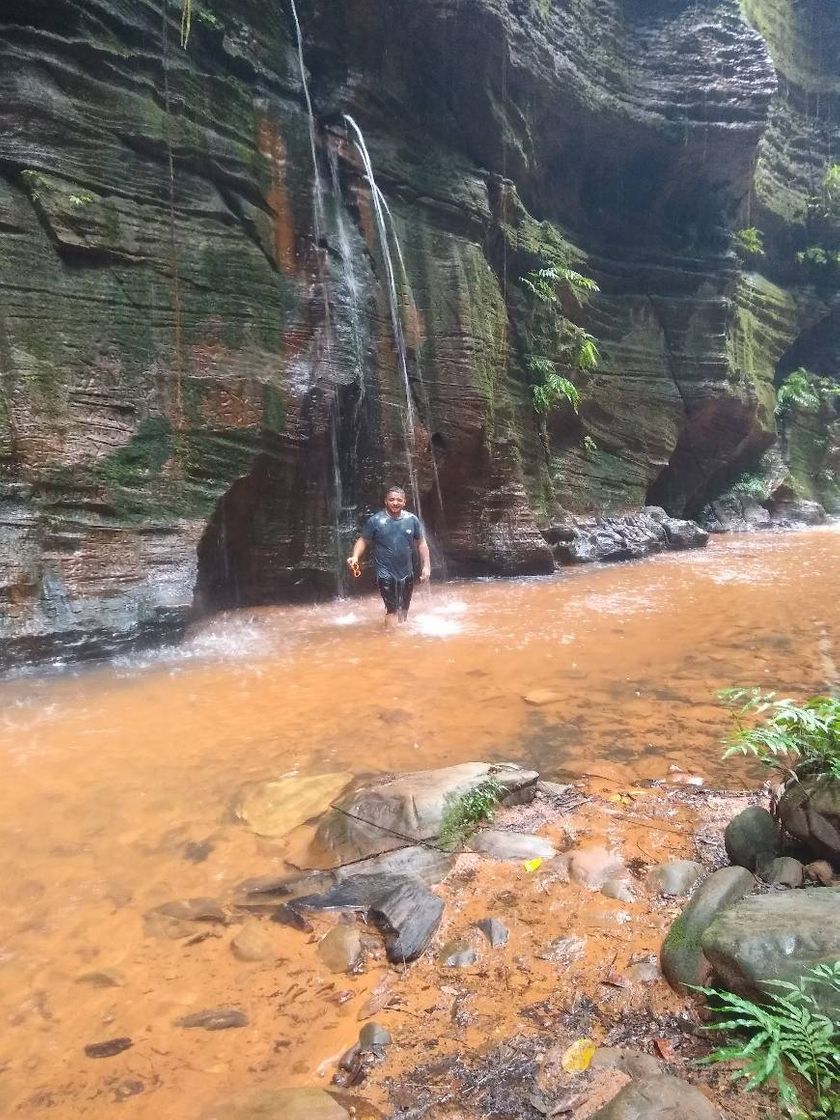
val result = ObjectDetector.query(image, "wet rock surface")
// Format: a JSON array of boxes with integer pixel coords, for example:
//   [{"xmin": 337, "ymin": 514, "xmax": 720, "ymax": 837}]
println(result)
[
  {"xmin": 724, "ymin": 806, "xmax": 779, "ymax": 871},
  {"xmin": 701, "ymin": 886, "xmax": 840, "ymax": 999},
  {"xmin": 589, "ymin": 1074, "xmax": 720, "ymax": 1120},
  {"xmin": 777, "ymin": 776, "xmax": 840, "ymax": 865}
]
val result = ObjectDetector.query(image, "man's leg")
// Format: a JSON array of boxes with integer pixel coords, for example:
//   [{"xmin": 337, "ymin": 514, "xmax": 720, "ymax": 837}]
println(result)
[
  {"xmin": 377, "ymin": 578, "xmax": 400, "ymax": 628},
  {"xmin": 396, "ymin": 577, "xmax": 414, "ymax": 622}
]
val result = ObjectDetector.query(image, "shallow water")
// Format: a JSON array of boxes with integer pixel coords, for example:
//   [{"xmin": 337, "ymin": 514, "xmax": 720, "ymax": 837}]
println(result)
[{"xmin": 0, "ymin": 527, "xmax": 837, "ymax": 1116}]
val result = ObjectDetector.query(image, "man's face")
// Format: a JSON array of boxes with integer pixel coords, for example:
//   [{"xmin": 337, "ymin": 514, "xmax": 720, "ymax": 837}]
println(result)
[{"xmin": 385, "ymin": 491, "xmax": 406, "ymax": 517}]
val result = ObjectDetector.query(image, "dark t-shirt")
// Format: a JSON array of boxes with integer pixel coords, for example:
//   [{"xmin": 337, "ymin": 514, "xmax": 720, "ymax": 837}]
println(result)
[{"xmin": 361, "ymin": 510, "xmax": 423, "ymax": 581}]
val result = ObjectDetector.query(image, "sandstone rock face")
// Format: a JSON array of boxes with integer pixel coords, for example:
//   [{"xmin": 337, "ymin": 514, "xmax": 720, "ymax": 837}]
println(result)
[
  {"xmin": 589, "ymin": 1075, "xmax": 719, "ymax": 1120},
  {"xmin": 0, "ymin": 0, "xmax": 835, "ymax": 665}
]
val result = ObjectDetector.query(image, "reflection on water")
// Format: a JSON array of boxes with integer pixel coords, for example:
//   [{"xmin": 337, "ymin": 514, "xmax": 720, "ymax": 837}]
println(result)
[{"xmin": 0, "ymin": 526, "xmax": 837, "ymax": 1116}]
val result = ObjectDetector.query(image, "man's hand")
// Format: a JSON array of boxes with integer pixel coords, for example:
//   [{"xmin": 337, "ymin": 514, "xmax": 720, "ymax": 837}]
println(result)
[
  {"xmin": 419, "ymin": 566, "xmax": 431, "ymax": 584},
  {"xmin": 347, "ymin": 557, "xmax": 362, "ymax": 578}
]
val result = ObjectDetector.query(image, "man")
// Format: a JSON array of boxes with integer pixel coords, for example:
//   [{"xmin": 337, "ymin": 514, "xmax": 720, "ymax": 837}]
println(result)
[{"xmin": 347, "ymin": 487, "xmax": 431, "ymax": 624}]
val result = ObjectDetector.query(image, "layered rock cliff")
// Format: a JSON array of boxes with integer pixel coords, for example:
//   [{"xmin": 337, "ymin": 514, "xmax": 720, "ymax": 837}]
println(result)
[{"xmin": 0, "ymin": 0, "xmax": 837, "ymax": 665}]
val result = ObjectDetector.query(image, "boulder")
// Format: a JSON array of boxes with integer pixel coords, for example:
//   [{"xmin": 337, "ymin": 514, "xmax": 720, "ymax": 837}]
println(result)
[
  {"xmin": 589, "ymin": 1075, "xmax": 719, "ymax": 1120},
  {"xmin": 778, "ymin": 776, "xmax": 840, "ymax": 865},
  {"xmin": 589, "ymin": 1048, "xmax": 660, "ymax": 1081},
  {"xmin": 317, "ymin": 925, "xmax": 363, "ymax": 973},
  {"xmin": 701, "ymin": 885, "xmax": 840, "ymax": 1001},
  {"xmin": 660, "ymin": 866, "xmax": 755, "ymax": 993},
  {"xmin": 724, "ymin": 806, "xmax": 779, "ymax": 870},
  {"xmin": 310, "ymin": 763, "xmax": 538, "ymax": 866}
]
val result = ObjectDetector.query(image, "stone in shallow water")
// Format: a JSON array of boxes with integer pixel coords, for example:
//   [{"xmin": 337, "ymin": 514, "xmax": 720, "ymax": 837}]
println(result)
[
  {"xmin": 176, "ymin": 1008, "xmax": 248, "ymax": 1030},
  {"xmin": 601, "ymin": 878, "xmax": 635, "ymax": 902},
  {"xmin": 318, "ymin": 925, "xmax": 363, "ymax": 974},
  {"xmin": 199, "ymin": 1087, "xmax": 350, "ymax": 1120},
  {"xmin": 523, "ymin": 690, "xmax": 561, "ymax": 706},
  {"xmin": 232, "ymin": 772, "xmax": 353, "ymax": 839},
  {"xmin": 143, "ymin": 897, "xmax": 226, "ymax": 939},
  {"xmin": 646, "ymin": 860, "xmax": 705, "ymax": 897},
  {"xmin": 231, "ymin": 920, "xmax": 276, "ymax": 962},
  {"xmin": 439, "ymin": 939, "xmax": 477, "ymax": 967},
  {"xmin": 568, "ymin": 847, "xmax": 624, "ymax": 890},
  {"xmin": 358, "ymin": 1022, "xmax": 392, "ymax": 1049},
  {"xmin": 475, "ymin": 917, "xmax": 509, "ymax": 947},
  {"xmin": 469, "ymin": 830, "xmax": 556, "ymax": 861}
]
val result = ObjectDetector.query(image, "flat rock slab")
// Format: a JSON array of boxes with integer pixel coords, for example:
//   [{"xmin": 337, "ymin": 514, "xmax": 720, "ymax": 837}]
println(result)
[
  {"xmin": 200, "ymin": 1087, "xmax": 349, "ymax": 1120},
  {"xmin": 701, "ymin": 884, "xmax": 840, "ymax": 1000},
  {"xmin": 469, "ymin": 830, "xmax": 556, "ymax": 861},
  {"xmin": 232, "ymin": 772, "xmax": 353, "ymax": 839},
  {"xmin": 590, "ymin": 1074, "xmax": 719, "ymax": 1119},
  {"xmin": 176, "ymin": 1008, "xmax": 248, "ymax": 1030},
  {"xmin": 310, "ymin": 763, "xmax": 538, "ymax": 866}
]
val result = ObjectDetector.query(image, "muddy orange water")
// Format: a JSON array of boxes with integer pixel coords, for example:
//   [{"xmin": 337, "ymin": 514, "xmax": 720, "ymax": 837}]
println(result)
[{"xmin": 0, "ymin": 527, "xmax": 838, "ymax": 1117}]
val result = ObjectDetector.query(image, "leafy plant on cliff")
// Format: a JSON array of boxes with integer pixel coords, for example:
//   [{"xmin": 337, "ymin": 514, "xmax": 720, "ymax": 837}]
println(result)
[
  {"xmin": 734, "ymin": 227, "xmax": 765, "ymax": 257},
  {"xmin": 180, "ymin": 0, "xmax": 192, "ymax": 45},
  {"xmin": 776, "ymin": 369, "xmax": 839, "ymax": 418},
  {"xmin": 719, "ymin": 689, "xmax": 840, "ymax": 781},
  {"xmin": 698, "ymin": 962, "xmax": 840, "ymax": 1118},
  {"xmin": 520, "ymin": 263, "xmax": 600, "ymax": 419},
  {"xmin": 438, "ymin": 777, "xmax": 505, "ymax": 850}
]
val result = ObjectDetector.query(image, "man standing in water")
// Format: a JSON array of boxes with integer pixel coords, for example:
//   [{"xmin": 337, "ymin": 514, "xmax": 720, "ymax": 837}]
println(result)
[{"xmin": 347, "ymin": 487, "xmax": 431, "ymax": 625}]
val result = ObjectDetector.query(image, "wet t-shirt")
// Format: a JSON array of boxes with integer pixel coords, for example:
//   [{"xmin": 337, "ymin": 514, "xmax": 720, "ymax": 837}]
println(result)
[{"xmin": 361, "ymin": 510, "xmax": 423, "ymax": 581}]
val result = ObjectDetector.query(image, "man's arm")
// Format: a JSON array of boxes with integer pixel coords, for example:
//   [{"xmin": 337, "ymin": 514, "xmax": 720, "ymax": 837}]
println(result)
[
  {"xmin": 347, "ymin": 536, "xmax": 367, "ymax": 574},
  {"xmin": 417, "ymin": 536, "xmax": 431, "ymax": 583}
]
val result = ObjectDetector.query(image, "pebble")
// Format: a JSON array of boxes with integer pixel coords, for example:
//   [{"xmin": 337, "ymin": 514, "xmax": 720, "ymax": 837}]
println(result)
[
  {"xmin": 439, "ymin": 939, "xmax": 477, "ymax": 967},
  {"xmin": 359, "ymin": 1022, "xmax": 392, "ymax": 1049},
  {"xmin": 318, "ymin": 925, "xmax": 363, "ymax": 973},
  {"xmin": 475, "ymin": 917, "xmax": 510, "ymax": 947},
  {"xmin": 231, "ymin": 920, "xmax": 276, "ymax": 962}
]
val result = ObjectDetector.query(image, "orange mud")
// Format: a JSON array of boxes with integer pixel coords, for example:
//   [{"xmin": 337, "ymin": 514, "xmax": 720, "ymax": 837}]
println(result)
[{"xmin": 0, "ymin": 527, "xmax": 838, "ymax": 1117}]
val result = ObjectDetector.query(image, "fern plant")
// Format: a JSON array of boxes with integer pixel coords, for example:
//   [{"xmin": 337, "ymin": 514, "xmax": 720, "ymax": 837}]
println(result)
[
  {"xmin": 698, "ymin": 963, "xmax": 840, "ymax": 1118},
  {"xmin": 719, "ymin": 689, "xmax": 840, "ymax": 781},
  {"xmin": 776, "ymin": 369, "xmax": 823, "ymax": 416},
  {"xmin": 734, "ymin": 227, "xmax": 765, "ymax": 256}
]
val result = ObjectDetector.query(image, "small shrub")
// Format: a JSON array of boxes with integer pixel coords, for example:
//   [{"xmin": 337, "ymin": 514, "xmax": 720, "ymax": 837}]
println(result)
[
  {"xmin": 582, "ymin": 434, "xmax": 597, "ymax": 454},
  {"xmin": 730, "ymin": 472, "xmax": 767, "ymax": 500},
  {"xmin": 532, "ymin": 371, "xmax": 580, "ymax": 415},
  {"xmin": 734, "ymin": 227, "xmax": 765, "ymax": 256},
  {"xmin": 438, "ymin": 777, "xmax": 505, "ymax": 850},
  {"xmin": 698, "ymin": 962, "xmax": 840, "ymax": 1118},
  {"xmin": 719, "ymin": 689, "xmax": 840, "ymax": 781}
]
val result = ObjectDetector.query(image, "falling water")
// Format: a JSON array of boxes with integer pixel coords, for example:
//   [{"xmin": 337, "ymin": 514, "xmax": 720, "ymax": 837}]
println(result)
[
  {"xmin": 343, "ymin": 114, "xmax": 423, "ymax": 519},
  {"xmin": 288, "ymin": 0, "xmax": 347, "ymax": 594}
]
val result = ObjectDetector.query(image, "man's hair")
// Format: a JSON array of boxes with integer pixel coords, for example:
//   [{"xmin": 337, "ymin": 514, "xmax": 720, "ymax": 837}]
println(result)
[{"xmin": 384, "ymin": 486, "xmax": 406, "ymax": 499}]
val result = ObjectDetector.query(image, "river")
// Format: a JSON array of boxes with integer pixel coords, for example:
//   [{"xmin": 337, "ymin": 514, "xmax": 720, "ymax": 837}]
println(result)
[{"xmin": 0, "ymin": 526, "xmax": 837, "ymax": 1116}]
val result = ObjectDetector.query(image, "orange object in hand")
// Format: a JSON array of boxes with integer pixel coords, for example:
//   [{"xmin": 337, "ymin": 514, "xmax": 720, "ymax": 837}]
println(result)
[{"xmin": 348, "ymin": 558, "xmax": 362, "ymax": 579}]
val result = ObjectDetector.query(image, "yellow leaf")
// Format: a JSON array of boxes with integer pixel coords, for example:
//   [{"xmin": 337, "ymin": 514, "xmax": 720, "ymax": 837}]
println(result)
[
  {"xmin": 561, "ymin": 1037, "xmax": 596, "ymax": 1073},
  {"xmin": 523, "ymin": 857, "xmax": 542, "ymax": 873}
]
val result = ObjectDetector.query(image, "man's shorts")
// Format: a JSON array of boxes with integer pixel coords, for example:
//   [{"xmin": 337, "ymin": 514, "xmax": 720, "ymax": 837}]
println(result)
[{"xmin": 377, "ymin": 576, "xmax": 414, "ymax": 617}]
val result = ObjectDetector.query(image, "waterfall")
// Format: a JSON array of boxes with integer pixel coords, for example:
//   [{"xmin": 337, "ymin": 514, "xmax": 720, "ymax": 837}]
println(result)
[
  {"xmin": 343, "ymin": 114, "xmax": 422, "ymax": 520},
  {"xmin": 288, "ymin": 0, "xmax": 347, "ymax": 594}
]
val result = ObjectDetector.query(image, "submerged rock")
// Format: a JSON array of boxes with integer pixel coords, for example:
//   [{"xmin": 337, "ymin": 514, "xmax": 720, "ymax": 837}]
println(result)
[
  {"xmin": 230, "ymin": 920, "xmax": 277, "ymax": 963},
  {"xmin": 176, "ymin": 1008, "xmax": 248, "ymax": 1030},
  {"xmin": 200, "ymin": 1087, "xmax": 349, "ymax": 1120},
  {"xmin": 317, "ymin": 925, "xmax": 363, "ymax": 974},
  {"xmin": 143, "ymin": 898, "xmax": 226, "ymax": 939},
  {"xmin": 568, "ymin": 847, "xmax": 625, "ymax": 890},
  {"xmin": 232, "ymin": 772, "xmax": 353, "ymax": 839},
  {"xmin": 439, "ymin": 939, "xmax": 477, "ymax": 968}
]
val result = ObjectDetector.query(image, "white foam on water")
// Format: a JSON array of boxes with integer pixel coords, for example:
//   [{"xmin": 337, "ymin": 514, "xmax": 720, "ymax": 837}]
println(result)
[
  {"xmin": 410, "ymin": 613, "xmax": 464, "ymax": 638},
  {"xmin": 331, "ymin": 612, "xmax": 361, "ymax": 627}
]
